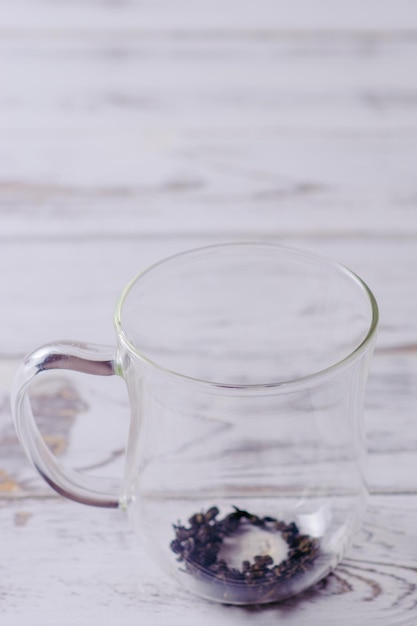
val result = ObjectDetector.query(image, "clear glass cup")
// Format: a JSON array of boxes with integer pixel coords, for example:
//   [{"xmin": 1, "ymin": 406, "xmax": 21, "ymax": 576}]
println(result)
[{"xmin": 12, "ymin": 242, "xmax": 378, "ymax": 605}]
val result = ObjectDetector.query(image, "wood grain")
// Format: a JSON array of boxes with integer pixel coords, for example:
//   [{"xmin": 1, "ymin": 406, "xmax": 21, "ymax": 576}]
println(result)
[
  {"xmin": 1, "ymin": 350, "xmax": 417, "ymax": 497},
  {"xmin": 3, "ymin": 0, "xmax": 417, "ymax": 32},
  {"xmin": 0, "ymin": 496, "xmax": 417, "ymax": 625},
  {"xmin": 0, "ymin": 236, "xmax": 414, "ymax": 354},
  {"xmin": 0, "ymin": 3, "xmax": 416, "ymax": 240}
]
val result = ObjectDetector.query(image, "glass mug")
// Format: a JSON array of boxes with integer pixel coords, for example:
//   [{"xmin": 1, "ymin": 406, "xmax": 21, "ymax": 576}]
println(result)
[{"xmin": 12, "ymin": 243, "xmax": 378, "ymax": 605}]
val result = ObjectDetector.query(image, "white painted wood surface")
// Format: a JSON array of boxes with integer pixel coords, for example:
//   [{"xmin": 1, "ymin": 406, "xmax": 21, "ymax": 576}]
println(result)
[{"xmin": 1, "ymin": 1, "xmax": 417, "ymax": 623}]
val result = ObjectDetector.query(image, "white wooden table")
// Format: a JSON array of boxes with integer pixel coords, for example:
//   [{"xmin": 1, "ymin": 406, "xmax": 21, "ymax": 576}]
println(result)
[{"xmin": 1, "ymin": 1, "xmax": 417, "ymax": 623}]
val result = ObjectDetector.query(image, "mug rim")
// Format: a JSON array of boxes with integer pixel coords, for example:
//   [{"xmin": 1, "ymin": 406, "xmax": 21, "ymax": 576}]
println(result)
[{"xmin": 114, "ymin": 242, "xmax": 379, "ymax": 391}]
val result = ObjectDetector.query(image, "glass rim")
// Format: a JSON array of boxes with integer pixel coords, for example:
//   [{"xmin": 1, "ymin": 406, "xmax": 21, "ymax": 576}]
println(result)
[{"xmin": 114, "ymin": 242, "xmax": 379, "ymax": 391}]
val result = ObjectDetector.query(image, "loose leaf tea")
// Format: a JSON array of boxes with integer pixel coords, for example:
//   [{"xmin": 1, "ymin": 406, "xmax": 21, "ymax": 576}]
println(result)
[{"xmin": 170, "ymin": 506, "xmax": 320, "ymax": 603}]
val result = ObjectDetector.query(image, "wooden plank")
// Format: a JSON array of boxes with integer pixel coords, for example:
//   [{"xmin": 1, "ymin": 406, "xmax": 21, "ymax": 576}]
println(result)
[
  {"xmin": 0, "ymin": 33, "xmax": 416, "ymax": 235},
  {"xmin": 2, "ymin": 124, "xmax": 417, "ymax": 237},
  {"xmin": 0, "ymin": 235, "xmax": 413, "ymax": 353},
  {"xmin": 2, "ymin": 0, "xmax": 417, "ymax": 33},
  {"xmin": 1, "ymin": 495, "xmax": 417, "ymax": 625},
  {"xmin": 2, "ymin": 350, "xmax": 417, "ymax": 497},
  {"xmin": 1, "ymin": 36, "xmax": 416, "ymax": 132},
  {"xmin": 1, "ymin": 6, "xmax": 416, "ymax": 241}
]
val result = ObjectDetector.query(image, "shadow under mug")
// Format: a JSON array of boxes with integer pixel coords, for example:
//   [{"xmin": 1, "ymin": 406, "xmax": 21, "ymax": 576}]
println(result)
[{"xmin": 12, "ymin": 242, "xmax": 378, "ymax": 605}]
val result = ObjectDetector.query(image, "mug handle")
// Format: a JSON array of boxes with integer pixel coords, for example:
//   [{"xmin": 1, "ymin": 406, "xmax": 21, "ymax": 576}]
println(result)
[{"xmin": 12, "ymin": 341, "xmax": 122, "ymax": 508}]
